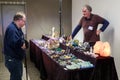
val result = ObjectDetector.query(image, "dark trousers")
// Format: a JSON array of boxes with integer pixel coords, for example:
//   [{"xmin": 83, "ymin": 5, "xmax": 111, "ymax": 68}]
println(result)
[
  {"xmin": 5, "ymin": 56, "xmax": 23, "ymax": 80},
  {"xmin": 89, "ymin": 42, "xmax": 96, "ymax": 47}
]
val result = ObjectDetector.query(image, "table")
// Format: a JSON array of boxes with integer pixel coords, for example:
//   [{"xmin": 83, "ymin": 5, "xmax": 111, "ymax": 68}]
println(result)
[
  {"xmin": 30, "ymin": 40, "xmax": 47, "ymax": 79},
  {"xmin": 29, "ymin": 38, "xmax": 118, "ymax": 80}
]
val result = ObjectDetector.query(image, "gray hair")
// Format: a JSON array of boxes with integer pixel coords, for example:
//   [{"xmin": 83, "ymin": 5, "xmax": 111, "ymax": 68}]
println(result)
[
  {"xmin": 84, "ymin": 4, "xmax": 92, "ymax": 12},
  {"xmin": 13, "ymin": 12, "xmax": 25, "ymax": 21}
]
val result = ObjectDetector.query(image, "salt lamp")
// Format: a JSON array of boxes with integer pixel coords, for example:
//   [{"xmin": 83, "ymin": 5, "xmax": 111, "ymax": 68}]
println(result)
[
  {"xmin": 100, "ymin": 42, "xmax": 111, "ymax": 57},
  {"xmin": 93, "ymin": 41, "xmax": 111, "ymax": 57},
  {"xmin": 93, "ymin": 41, "xmax": 103, "ymax": 55}
]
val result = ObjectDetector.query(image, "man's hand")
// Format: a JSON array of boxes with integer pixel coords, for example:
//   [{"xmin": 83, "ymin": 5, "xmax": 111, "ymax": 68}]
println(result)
[
  {"xmin": 67, "ymin": 35, "xmax": 72, "ymax": 41},
  {"xmin": 96, "ymin": 30, "xmax": 101, "ymax": 35},
  {"xmin": 21, "ymin": 43, "xmax": 26, "ymax": 49}
]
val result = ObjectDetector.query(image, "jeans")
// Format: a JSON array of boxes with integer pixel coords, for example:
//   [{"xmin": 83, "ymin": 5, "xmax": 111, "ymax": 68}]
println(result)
[{"xmin": 5, "ymin": 56, "xmax": 23, "ymax": 80}]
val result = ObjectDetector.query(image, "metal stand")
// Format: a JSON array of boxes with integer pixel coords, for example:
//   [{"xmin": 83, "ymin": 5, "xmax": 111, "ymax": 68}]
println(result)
[
  {"xmin": 59, "ymin": 0, "xmax": 62, "ymax": 37},
  {"xmin": 24, "ymin": 54, "xmax": 28, "ymax": 80}
]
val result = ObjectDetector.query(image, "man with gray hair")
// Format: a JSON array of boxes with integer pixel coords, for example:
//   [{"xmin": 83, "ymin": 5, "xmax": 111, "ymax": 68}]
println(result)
[{"xmin": 72, "ymin": 4, "xmax": 109, "ymax": 47}]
